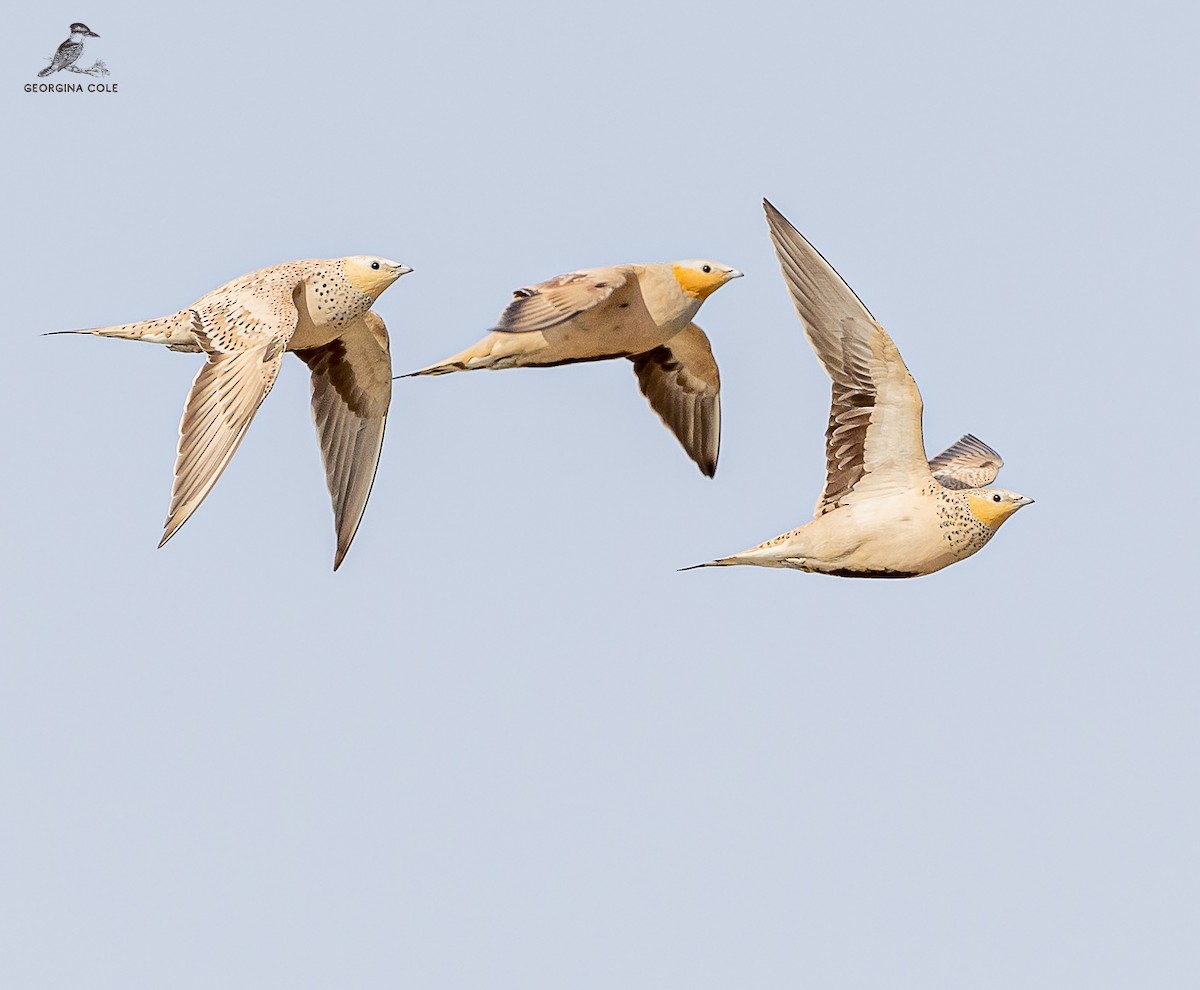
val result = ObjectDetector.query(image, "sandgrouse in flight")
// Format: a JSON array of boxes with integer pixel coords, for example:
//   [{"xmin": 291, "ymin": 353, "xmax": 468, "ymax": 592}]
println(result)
[
  {"xmin": 686, "ymin": 201, "xmax": 1032, "ymax": 577},
  {"xmin": 404, "ymin": 259, "xmax": 742, "ymax": 477},
  {"xmin": 52, "ymin": 256, "xmax": 412, "ymax": 568}
]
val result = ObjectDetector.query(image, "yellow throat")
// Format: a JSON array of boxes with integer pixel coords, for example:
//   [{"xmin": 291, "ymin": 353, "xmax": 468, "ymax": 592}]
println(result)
[
  {"xmin": 342, "ymin": 258, "xmax": 399, "ymax": 300},
  {"xmin": 672, "ymin": 264, "xmax": 728, "ymax": 300},
  {"xmin": 965, "ymin": 491, "xmax": 1020, "ymax": 529}
]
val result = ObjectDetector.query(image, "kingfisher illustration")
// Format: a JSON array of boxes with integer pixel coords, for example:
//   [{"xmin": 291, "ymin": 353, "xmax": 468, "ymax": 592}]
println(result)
[{"xmin": 38, "ymin": 22, "xmax": 100, "ymax": 77}]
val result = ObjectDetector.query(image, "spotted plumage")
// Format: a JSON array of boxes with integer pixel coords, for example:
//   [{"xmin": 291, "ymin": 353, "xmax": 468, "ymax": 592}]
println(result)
[
  {"xmin": 402, "ymin": 259, "xmax": 741, "ymax": 476},
  {"xmin": 49, "ymin": 256, "xmax": 412, "ymax": 568},
  {"xmin": 685, "ymin": 201, "xmax": 1032, "ymax": 578},
  {"xmin": 39, "ymin": 23, "xmax": 100, "ymax": 77}
]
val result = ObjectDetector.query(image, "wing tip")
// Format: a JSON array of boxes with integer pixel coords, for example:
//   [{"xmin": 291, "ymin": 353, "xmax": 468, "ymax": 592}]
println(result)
[
  {"xmin": 762, "ymin": 196, "xmax": 793, "ymax": 232},
  {"xmin": 157, "ymin": 522, "xmax": 179, "ymax": 550},
  {"xmin": 332, "ymin": 531, "xmax": 359, "ymax": 572}
]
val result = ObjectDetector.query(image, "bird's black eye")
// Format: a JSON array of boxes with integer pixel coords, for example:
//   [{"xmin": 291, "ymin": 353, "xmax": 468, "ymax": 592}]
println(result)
[
  {"xmin": 702, "ymin": 265, "xmax": 712, "ymax": 273},
  {"xmin": 993, "ymin": 494, "xmax": 1002, "ymax": 502},
  {"xmin": 371, "ymin": 261, "xmax": 380, "ymax": 270}
]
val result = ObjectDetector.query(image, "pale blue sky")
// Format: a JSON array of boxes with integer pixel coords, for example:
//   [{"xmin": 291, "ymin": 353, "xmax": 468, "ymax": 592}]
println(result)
[{"xmin": 3, "ymin": 2, "xmax": 1197, "ymax": 987}]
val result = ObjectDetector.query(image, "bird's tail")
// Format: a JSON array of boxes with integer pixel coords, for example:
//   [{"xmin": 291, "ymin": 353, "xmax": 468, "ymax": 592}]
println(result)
[
  {"xmin": 678, "ymin": 555, "xmax": 745, "ymax": 572},
  {"xmin": 398, "ymin": 333, "xmax": 521, "ymax": 378},
  {"xmin": 680, "ymin": 540, "xmax": 804, "ymax": 571},
  {"xmin": 45, "ymin": 309, "xmax": 203, "ymax": 351},
  {"xmin": 399, "ymin": 354, "xmax": 475, "ymax": 378},
  {"xmin": 37, "ymin": 66, "xmax": 54, "ymax": 77}
]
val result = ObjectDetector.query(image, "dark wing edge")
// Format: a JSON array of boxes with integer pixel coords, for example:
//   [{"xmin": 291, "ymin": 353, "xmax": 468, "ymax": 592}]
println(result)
[
  {"xmin": 629, "ymin": 323, "xmax": 720, "ymax": 477},
  {"xmin": 294, "ymin": 313, "xmax": 392, "ymax": 570}
]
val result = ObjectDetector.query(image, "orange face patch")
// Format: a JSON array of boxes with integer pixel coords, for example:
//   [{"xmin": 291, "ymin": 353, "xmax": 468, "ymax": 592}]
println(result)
[
  {"xmin": 671, "ymin": 264, "xmax": 727, "ymax": 300},
  {"xmin": 965, "ymin": 491, "xmax": 1020, "ymax": 529}
]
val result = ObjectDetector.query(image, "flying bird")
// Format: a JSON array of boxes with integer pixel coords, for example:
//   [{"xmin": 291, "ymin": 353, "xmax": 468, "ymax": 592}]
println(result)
[
  {"xmin": 686, "ymin": 201, "xmax": 1032, "ymax": 577},
  {"xmin": 403, "ymin": 259, "xmax": 742, "ymax": 477},
  {"xmin": 39, "ymin": 22, "xmax": 100, "ymax": 76},
  {"xmin": 50, "ymin": 257, "xmax": 412, "ymax": 569}
]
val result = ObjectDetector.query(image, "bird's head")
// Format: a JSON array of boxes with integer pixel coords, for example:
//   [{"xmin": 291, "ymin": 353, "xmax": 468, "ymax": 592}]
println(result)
[
  {"xmin": 70, "ymin": 23, "xmax": 100, "ymax": 38},
  {"xmin": 341, "ymin": 257, "xmax": 414, "ymax": 299},
  {"xmin": 965, "ymin": 488, "xmax": 1034, "ymax": 529},
  {"xmin": 671, "ymin": 260, "xmax": 743, "ymax": 300}
]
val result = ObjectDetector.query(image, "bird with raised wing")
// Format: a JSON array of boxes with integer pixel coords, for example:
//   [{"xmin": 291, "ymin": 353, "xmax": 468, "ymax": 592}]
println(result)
[
  {"xmin": 50, "ymin": 257, "xmax": 412, "ymax": 568},
  {"xmin": 403, "ymin": 259, "xmax": 742, "ymax": 477},
  {"xmin": 686, "ymin": 201, "xmax": 1032, "ymax": 577}
]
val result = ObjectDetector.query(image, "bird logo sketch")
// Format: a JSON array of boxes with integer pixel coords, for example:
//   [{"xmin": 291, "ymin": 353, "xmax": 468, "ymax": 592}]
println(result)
[
  {"xmin": 403, "ymin": 259, "xmax": 742, "ymax": 477},
  {"xmin": 684, "ymin": 200, "xmax": 1033, "ymax": 578},
  {"xmin": 48, "ymin": 257, "xmax": 413, "ymax": 569},
  {"xmin": 38, "ymin": 22, "xmax": 107, "ymax": 77}
]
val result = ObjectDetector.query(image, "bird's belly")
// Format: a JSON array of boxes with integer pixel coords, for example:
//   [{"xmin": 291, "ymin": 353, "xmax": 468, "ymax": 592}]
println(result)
[
  {"xmin": 805, "ymin": 505, "xmax": 956, "ymax": 578},
  {"xmin": 534, "ymin": 311, "xmax": 673, "ymax": 364},
  {"xmin": 814, "ymin": 543, "xmax": 954, "ymax": 579}
]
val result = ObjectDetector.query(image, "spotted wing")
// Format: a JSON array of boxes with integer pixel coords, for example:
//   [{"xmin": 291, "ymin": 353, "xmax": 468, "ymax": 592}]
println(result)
[
  {"xmin": 928, "ymin": 433, "xmax": 1003, "ymax": 490},
  {"xmin": 294, "ymin": 311, "xmax": 392, "ymax": 570},
  {"xmin": 159, "ymin": 295, "xmax": 296, "ymax": 547},
  {"xmin": 493, "ymin": 267, "xmax": 628, "ymax": 333},
  {"xmin": 629, "ymin": 323, "xmax": 721, "ymax": 477},
  {"xmin": 764, "ymin": 199, "xmax": 932, "ymax": 517}
]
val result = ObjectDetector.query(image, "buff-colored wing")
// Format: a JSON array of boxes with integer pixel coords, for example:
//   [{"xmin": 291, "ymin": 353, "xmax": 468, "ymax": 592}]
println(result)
[
  {"xmin": 494, "ymin": 266, "xmax": 628, "ymax": 333},
  {"xmin": 928, "ymin": 433, "xmax": 1003, "ymax": 490},
  {"xmin": 629, "ymin": 323, "xmax": 721, "ymax": 477},
  {"xmin": 294, "ymin": 311, "xmax": 392, "ymax": 570},
  {"xmin": 764, "ymin": 199, "xmax": 932, "ymax": 516},
  {"xmin": 159, "ymin": 293, "xmax": 297, "ymax": 547}
]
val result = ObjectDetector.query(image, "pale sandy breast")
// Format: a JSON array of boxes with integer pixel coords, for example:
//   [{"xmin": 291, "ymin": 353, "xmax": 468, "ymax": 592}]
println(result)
[
  {"xmin": 290, "ymin": 262, "xmax": 374, "ymax": 350},
  {"xmin": 936, "ymin": 489, "xmax": 998, "ymax": 559}
]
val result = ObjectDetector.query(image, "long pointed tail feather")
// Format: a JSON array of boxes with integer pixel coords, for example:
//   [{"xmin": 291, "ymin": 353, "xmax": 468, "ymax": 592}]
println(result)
[
  {"xmin": 397, "ymin": 333, "xmax": 538, "ymax": 379},
  {"xmin": 678, "ymin": 556, "xmax": 741, "ymax": 571},
  {"xmin": 396, "ymin": 358, "xmax": 473, "ymax": 379},
  {"xmin": 44, "ymin": 310, "xmax": 202, "ymax": 350}
]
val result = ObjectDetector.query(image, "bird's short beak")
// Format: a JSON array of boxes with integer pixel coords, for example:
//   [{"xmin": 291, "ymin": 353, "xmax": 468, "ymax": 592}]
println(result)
[
  {"xmin": 396, "ymin": 265, "xmax": 414, "ymax": 276},
  {"xmin": 1020, "ymin": 496, "xmax": 1035, "ymax": 506},
  {"xmin": 88, "ymin": 29, "xmax": 101, "ymax": 37},
  {"xmin": 728, "ymin": 269, "xmax": 744, "ymax": 279}
]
